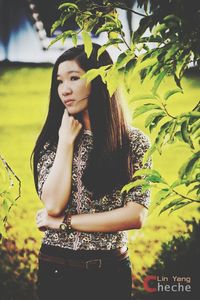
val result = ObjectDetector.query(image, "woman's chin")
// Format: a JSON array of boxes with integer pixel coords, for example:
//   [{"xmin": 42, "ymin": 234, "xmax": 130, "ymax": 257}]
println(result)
[{"xmin": 66, "ymin": 108, "xmax": 77, "ymax": 116}]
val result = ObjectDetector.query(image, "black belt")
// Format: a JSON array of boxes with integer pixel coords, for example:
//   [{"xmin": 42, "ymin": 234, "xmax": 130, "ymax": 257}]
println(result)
[{"xmin": 39, "ymin": 247, "xmax": 129, "ymax": 270}]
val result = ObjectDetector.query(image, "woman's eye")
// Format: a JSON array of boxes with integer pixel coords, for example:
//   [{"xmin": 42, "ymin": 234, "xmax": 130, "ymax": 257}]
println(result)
[
  {"xmin": 57, "ymin": 80, "xmax": 62, "ymax": 85},
  {"xmin": 71, "ymin": 76, "xmax": 79, "ymax": 81}
]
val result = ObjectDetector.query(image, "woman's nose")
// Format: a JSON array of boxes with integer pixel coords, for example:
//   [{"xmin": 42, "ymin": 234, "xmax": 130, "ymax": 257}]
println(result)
[{"xmin": 62, "ymin": 84, "xmax": 72, "ymax": 96}]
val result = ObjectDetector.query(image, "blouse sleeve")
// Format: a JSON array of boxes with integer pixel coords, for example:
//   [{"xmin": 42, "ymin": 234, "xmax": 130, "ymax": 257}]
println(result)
[
  {"xmin": 36, "ymin": 143, "xmax": 56, "ymax": 198},
  {"xmin": 122, "ymin": 127, "xmax": 152, "ymax": 209}
]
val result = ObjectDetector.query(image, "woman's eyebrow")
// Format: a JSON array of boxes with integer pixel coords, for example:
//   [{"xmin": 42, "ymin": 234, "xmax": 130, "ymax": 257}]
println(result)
[{"xmin": 57, "ymin": 70, "xmax": 80, "ymax": 77}]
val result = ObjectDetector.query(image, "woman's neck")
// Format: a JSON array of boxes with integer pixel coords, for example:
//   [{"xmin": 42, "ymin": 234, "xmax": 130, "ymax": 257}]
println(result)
[{"xmin": 82, "ymin": 110, "xmax": 91, "ymax": 130}]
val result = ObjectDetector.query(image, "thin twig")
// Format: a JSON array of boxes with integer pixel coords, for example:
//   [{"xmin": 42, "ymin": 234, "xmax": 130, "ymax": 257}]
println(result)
[
  {"xmin": 116, "ymin": 5, "xmax": 147, "ymax": 17},
  {"xmin": 172, "ymin": 188, "xmax": 199, "ymax": 203},
  {"xmin": 162, "ymin": 103, "xmax": 177, "ymax": 119},
  {"xmin": 0, "ymin": 154, "xmax": 21, "ymax": 225},
  {"xmin": 120, "ymin": 32, "xmax": 131, "ymax": 50}
]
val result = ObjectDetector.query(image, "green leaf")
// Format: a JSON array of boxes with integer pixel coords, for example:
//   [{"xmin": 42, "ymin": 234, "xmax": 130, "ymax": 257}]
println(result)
[
  {"xmin": 95, "ymin": 23, "xmax": 115, "ymax": 35},
  {"xmin": 2, "ymin": 199, "xmax": 9, "ymax": 214},
  {"xmin": 51, "ymin": 20, "xmax": 62, "ymax": 35},
  {"xmin": 97, "ymin": 39, "xmax": 124, "ymax": 59},
  {"xmin": 184, "ymin": 112, "xmax": 200, "ymax": 118},
  {"xmin": 133, "ymin": 103, "xmax": 162, "ymax": 118},
  {"xmin": 58, "ymin": 3, "xmax": 78, "ymax": 10},
  {"xmin": 168, "ymin": 201, "xmax": 192, "ymax": 214},
  {"xmin": 150, "ymin": 115, "xmax": 167, "ymax": 133},
  {"xmin": 82, "ymin": 65, "xmax": 111, "ymax": 85},
  {"xmin": 154, "ymin": 121, "xmax": 172, "ymax": 154},
  {"xmin": 159, "ymin": 198, "xmax": 184, "ymax": 215},
  {"xmin": 82, "ymin": 68, "xmax": 100, "ymax": 84},
  {"xmin": 83, "ymin": 17, "xmax": 98, "ymax": 32},
  {"xmin": 142, "ymin": 144, "xmax": 156, "ymax": 164},
  {"xmin": 140, "ymin": 35, "xmax": 162, "ymax": 43},
  {"xmin": 121, "ymin": 179, "xmax": 147, "ymax": 193},
  {"xmin": 154, "ymin": 188, "xmax": 171, "ymax": 204},
  {"xmin": 168, "ymin": 120, "xmax": 178, "ymax": 143},
  {"xmin": 72, "ymin": 34, "xmax": 78, "ymax": 47},
  {"xmin": 141, "ymin": 184, "xmax": 151, "ymax": 193},
  {"xmin": 61, "ymin": 14, "xmax": 72, "ymax": 27},
  {"xmin": 175, "ymin": 52, "xmax": 191, "ymax": 79},
  {"xmin": 130, "ymin": 94, "xmax": 157, "ymax": 102},
  {"xmin": 48, "ymin": 34, "xmax": 63, "ymax": 48},
  {"xmin": 145, "ymin": 174, "xmax": 166, "ymax": 183},
  {"xmin": 174, "ymin": 73, "xmax": 182, "ymax": 89},
  {"xmin": 187, "ymin": 184, "xmax": 200, "ymax": 195},
  {"xmin": 163, "ymin": 88, "xmax": 183, "ymax": 101},
  {"xmin": 106, "ymin": 67, "xmax": 120, "ymax": 96},
  {"xmin": 151, "ymin": 70, "xmax": 167, "ymax": 95},
  {"xmin": 131, "ymin": 55, "xmax": 158, "ymax": 79},
  {"xmin": 163, "ymin": 14, "xmax": 181, "ymax": 24},
  {"xmin": 170, "ymin": 179, "xmax": 186, "ymax": 189},
  {"xmin": 124, "ymin": 59, "xmax": 137, "ymax": 93},
  {"xmin": 116, "ymin": 52, "xmax": 135, "ymax": 70},
  {"xmin": 133, "ymin": 169, "xmax": 161, "ymax": 178},
  {"xmin": 82, "ymin": 31, "xmax": 92, "ymax": 58},
  {"xmin": 132, "ymin": 15, "xmax": 152, "ymax": 42},
  {"xmin": 191, "ymin": 119, "xmax": 200, "ymax": 134},
  {"xmin": 174, "ymin": 131, "xmax": 183, "ymax": 142},
  {"xmin": 152, "ymin": 23, "xmax": 167, "ymax": 36},
  {"xmin": 179, "ymin": 151, "xmax": 200, "ymax": 180},
  {"xmin": 181, "ymin": 120, "xmax": 194, "ymax": 149},
  {"xmin": 97, "ymin": 44, "xmax": 108, "ymax": 59},
  {"xmin": 164, "ymin": 45, "xmax": 179, "ymax": 63},
  {"xmin": 145, "ymin": 111, "xmax": 166, "ymax": 129},
  {"xmin": 48, "ymin": 30, "xmax": 76, "ymax": 48},
  {"xmin": 133, "ymin": 169, "xmax": 166, "ymax": 184}
]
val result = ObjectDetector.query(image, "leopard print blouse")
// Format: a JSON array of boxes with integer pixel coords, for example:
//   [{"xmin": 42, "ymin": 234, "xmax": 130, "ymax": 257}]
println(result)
[{"xmin": 37, "ymin": 126, "xmax": 151, "ymax": 250}]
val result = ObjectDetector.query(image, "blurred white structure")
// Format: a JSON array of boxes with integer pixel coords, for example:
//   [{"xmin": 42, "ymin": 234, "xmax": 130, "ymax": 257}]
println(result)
[{"xmin": 0, "ymin": 0, "xmax": 144, "ymax": 63}]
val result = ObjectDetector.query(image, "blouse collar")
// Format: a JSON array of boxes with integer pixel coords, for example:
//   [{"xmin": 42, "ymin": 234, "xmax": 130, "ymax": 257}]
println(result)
[{"xmin": 83, "ymin": 129, "xmax": 93, "ymax": 136}]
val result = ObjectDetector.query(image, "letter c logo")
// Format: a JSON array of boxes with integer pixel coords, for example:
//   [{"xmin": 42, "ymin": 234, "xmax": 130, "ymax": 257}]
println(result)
[{"xmin": 143, "ymin": 275, "xmax": 157, "ymax": 292}]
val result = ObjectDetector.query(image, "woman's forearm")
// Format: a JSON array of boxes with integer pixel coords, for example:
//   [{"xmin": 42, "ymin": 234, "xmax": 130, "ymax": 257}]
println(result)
[
  {"xmin": 41, "ymin": 140, "xmax": 74, "ymax": 216},
  {"xmin": 71, "ymin": 202, "xmax": 148, "ymax": 232},
  {"xmin": 36, "ymin": 202, "xmax": 147, "ymax": 232}
]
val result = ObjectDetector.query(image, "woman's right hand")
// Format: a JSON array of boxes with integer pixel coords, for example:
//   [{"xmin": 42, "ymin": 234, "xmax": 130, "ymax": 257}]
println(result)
[{"xmin": 59, "ymin": 109, "xmax": 82, "ymax": 144}]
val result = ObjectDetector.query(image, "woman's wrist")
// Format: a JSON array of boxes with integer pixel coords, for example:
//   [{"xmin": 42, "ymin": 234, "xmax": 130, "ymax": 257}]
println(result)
[
  {"xmin": 70, "ymin": 214, "xmax": 77, "ymax": 230},
  {"xmin": 58, "ymin": 137, "xmax": 75, "ymax": 148},
  {"xmin": 59, "ymin": 213, "xmax": 75, "ymax": 232},
  {"xmin": 54, "ymin": 216, "xmax": 64, "ymax": 229}
]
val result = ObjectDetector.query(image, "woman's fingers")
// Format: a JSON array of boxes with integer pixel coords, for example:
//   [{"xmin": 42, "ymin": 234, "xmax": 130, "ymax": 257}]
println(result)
[
  {"xmin": 59, "ymin": 109, "xmax": 83, "ymax": 143},
  {"xmin": 36, "ymin": 216, "xmax": 47, "ymax": 231},
  {"xmin": 36, "ymin": 208, "xmax": 47, "ymax": 230}
]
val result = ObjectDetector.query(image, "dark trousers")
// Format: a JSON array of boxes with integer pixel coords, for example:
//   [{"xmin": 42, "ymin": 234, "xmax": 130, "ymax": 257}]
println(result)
[{"xmin": 37, "ymin": 245, "xmax": 133, "ymax": 300}]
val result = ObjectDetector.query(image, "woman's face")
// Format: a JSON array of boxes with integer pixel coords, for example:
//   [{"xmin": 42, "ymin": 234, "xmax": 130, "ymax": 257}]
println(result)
[{"xmin": 57, "ymin": 60, "xmax": 91, "ymax": 116}]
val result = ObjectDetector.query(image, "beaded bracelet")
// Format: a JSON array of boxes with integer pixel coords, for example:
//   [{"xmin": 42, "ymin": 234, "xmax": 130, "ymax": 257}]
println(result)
[
  {"xmin": 63, "ymin": 213, "xmax": 72, "ymax": 230},
  {"xmin": 60, "ymin": 213, "xmax": 73, "ymax": 231},
  {"xmin": 65, "ymin": 213, "xmax": 72, "ymax": 230}
]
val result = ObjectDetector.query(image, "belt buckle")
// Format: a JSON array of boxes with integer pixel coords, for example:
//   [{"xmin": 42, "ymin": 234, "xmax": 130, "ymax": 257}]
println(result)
[{"xmin": 85, "ymin": 259, "xmax": 102, "ymax": 270}]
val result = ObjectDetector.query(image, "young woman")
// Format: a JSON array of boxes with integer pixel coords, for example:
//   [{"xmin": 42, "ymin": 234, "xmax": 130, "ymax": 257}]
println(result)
[{"xmin": 32, "ymin": 43, "xmax": 151, "ymax": 300}]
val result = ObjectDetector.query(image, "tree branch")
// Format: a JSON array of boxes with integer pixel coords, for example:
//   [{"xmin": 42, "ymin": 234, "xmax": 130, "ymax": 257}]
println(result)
[{"xmin": 116, "ymin": 5, "xmax": 147, "ymax": 17}]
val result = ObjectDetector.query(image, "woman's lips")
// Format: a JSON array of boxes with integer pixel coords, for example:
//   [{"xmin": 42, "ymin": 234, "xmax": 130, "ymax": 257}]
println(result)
[{"xmin": 64, "ymin": 100, "xmax": 75, "ymax": 106}]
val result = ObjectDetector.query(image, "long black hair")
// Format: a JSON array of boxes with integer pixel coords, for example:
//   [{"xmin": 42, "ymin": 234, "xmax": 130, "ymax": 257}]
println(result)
[{"xmin": 31, "ymin": 43, "xmax": 133, "ymax": 198}]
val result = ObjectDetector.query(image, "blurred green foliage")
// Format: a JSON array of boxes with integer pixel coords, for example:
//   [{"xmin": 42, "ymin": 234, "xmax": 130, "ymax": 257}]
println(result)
[
  {"xmin": 133, "ymin": 217, "xmax": 200, "ymax": 299},
  {"xmin": 0, "ymin": 232, "xmax": 38, "ymax": 300}
]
